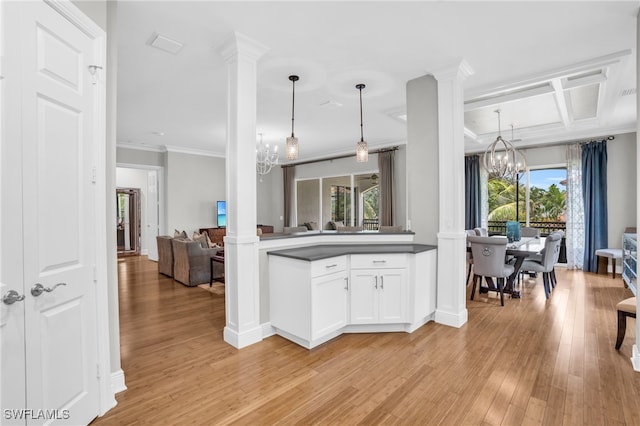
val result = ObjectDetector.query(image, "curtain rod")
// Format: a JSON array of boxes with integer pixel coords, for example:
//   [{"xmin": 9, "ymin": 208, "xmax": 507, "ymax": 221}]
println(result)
[
  {"xmin": 465, "ymin": 135, "xmax": 615, "ymax": 156},
  {"xmin": 281, "ymin": 146, "xmax": 399, "ymax": 168}
]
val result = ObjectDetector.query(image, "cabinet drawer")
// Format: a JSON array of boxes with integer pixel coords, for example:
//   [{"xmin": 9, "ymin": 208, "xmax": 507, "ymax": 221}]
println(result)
[
  {"xmin": 311, "ymin": 256, "xmax": 347, "ymax": 277},
  {"xmin": 350, "ymin": 253, "xmax": 407, "ymax": 269}
]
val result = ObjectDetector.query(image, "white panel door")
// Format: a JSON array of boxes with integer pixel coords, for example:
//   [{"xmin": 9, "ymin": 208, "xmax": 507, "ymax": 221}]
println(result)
[
  {"xmin": 349, "ymin": 270, "xmax": 377, "ymax": 324},
  {"xmin": 1, "ymin": 1, "xmax": 100, "ymax": 425},
  {"xmin": 311, "ymin": 272, "xmax": 348, "ymax": 340},
  {"xmin": 378, "ymin": 270, "xmax": 407, "ymax": 323}
]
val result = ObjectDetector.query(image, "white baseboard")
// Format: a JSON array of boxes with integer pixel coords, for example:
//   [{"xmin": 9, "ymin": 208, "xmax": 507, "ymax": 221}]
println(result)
[
  {"xmin": 111, "ymin": 368, "xmax": 127, "ymax": 394},
  {"xmin": 261, "ymin": 322, "xmax": 275, "ymax": 338},
  {"xmin": 435, "ymin": 308, "xmax": 468, "ymax": 328},
  {"xmin": 223, "ymin": 325, "xmax": 263, "ymax": 349}
]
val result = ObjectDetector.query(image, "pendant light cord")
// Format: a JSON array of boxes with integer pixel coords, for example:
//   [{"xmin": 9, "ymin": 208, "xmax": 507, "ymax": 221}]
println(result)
[
  {"xmin": 291, "ymin": 78, "xmax": 296, "ymax": 137},
  {"xmin": 358, "ymin": 84, "xmax": 365, "ymax": 142}
]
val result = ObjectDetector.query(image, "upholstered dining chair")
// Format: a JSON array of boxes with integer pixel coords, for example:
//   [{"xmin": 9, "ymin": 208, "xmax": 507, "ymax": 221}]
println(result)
[
  {"xmin": 519, "ymin": 232, "xmax": 562, "ymax": 299},
  {"xmin": 520, "ymin": 226, "xmax": 540, "ymax": 238},
  {"xmin": 473, "ymin": 227, "xmax": 488, "ymax": 237},
  {"xmin": 468, "ymin": 236, "xmax": 514, "ymax": 306},
  {"xmin": 465, "ymin": 230, "xmax": 477, "ymax": 286}
]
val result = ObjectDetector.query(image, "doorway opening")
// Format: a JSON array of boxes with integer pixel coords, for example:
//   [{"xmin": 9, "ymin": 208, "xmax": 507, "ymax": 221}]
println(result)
[{"xmin": 116, "ymin": 188, "xmax": 141, "ymax": 256}]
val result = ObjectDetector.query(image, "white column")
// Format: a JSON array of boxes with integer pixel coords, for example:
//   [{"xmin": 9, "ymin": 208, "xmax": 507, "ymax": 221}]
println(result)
[
  {"xmin": 431, "ymin": 60, "xmax": 474, "ymax": 328},
  {"xmin": 217, "ymin": 32, "xmax": 269, "ymax": 348},
  {"xmin": 633, "ymin": 9, "xmax": 640, "ymax": 372}
]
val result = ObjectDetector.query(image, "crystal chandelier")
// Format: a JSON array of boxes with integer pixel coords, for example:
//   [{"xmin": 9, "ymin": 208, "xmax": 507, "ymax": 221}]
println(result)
[
  {"xmin": 285, "ymin": 75, "xmax": 299, "ymax": 160},
  {"xmin": 482, "ymin": 110, "xmax": 526, "ymax": 180},
  {"xmin": 256, "ymin": 133, "xmax": 278, "ymax": 180},
  {"xmin": 355, "ymin": 83, "xmax": 368, "ymax": 162}
]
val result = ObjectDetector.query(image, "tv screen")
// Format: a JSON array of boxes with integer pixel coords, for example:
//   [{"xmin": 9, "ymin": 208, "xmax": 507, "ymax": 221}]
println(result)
[{"xmin": 217, "ymin": 201, "xmax": 226, "ymax": 228}]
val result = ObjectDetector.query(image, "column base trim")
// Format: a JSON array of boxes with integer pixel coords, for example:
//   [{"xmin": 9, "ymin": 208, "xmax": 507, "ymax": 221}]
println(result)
[
  {"xmin": 632, "ymin": 344, "xmax": 640, "ymax": 372},
  {"xmin": 224, "ymin": 325, "xmax": 263, "ymax": 349},
  {"xmin": 110, "ymin": 368, "xmax": 127, "ymax": 394},
  {"xmin": 435, "ymin": 308, "xmax": 468, "ymax": 328}
]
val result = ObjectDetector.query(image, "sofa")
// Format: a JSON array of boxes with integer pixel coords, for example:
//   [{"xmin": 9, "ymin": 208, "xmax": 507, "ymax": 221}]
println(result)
[{"xmin": 172, "ymin": 238, "xmax": 224, "ymax": 286}]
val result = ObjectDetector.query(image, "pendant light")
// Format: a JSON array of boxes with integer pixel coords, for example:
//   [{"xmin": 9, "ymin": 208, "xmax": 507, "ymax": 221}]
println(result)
[
  {"xmin": 285, "ymin": 75, "xmax": 299, "ymax": 160},
  {"xmin": 482, "ymin": 109, "xmax": 525, "ymax": 180},
  {"xmin": 356, "ymin": 83, "xmax": 368, "ymax": 162}
]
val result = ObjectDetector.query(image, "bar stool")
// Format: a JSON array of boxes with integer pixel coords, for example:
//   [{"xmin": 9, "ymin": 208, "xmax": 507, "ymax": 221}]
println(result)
[{"xmin": 615, "ymin": 297, "xmax": 636, "ymax": 350}]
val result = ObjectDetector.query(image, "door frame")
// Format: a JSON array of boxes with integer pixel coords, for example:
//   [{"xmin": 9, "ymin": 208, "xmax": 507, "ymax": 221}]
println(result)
[
  {"xmin": 116, "ymin": 163, "xmax": 166, "ymax": 257},
  {"xmin": 44, "ymin": 0, "xmax": 115, "ymax": 416}
]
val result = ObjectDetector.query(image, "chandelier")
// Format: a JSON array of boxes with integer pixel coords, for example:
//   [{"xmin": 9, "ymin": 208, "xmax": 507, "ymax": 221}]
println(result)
[
  {"xmin": 482, "ymin": 109, "xmax": 526, "ymax": 179},
  {"xmin": 355, "ymin": 83, "xmax": 368, "ymax": 162},
  {"xmin": 256, "ymin": 133, "xmax": 278, "ymax": 179},
  {"xmin": 285, "ymin": 75, "xmax": 299, "ymax": 160}
]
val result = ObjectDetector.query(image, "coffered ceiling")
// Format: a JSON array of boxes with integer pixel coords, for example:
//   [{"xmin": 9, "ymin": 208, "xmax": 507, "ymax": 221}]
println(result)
[{"xmin": 115, "ymin": 1, "xmax": 638, "ymax": 160}]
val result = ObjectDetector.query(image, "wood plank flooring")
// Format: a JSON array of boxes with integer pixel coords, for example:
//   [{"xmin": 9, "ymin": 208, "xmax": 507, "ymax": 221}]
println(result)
[{"xmin": 91, "ymin": 256, "xmax": 639, "ymax": 425}]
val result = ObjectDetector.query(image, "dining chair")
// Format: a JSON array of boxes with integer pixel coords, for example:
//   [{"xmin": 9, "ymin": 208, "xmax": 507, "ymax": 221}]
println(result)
[
  {"xmin": 519, "ymin": 232, "xmax": 562, "ymax": 299},
  {"xmin": 615, "ymin": 296, "xmax": 636, "ymax": 350},
  {"xmin": 465, "ymin": 230, "xmax": 477, "ymax": 286},
  {"xmin": 473, "ymin": 227, "xmax": 488, "ymax": 237},
  {"xmin": 520, "ymin": 227, "xmax": 540, "ymax": 238},
  {"xmin": 468, "ymin": 236, "xmax": 514, "ymax": 306}
]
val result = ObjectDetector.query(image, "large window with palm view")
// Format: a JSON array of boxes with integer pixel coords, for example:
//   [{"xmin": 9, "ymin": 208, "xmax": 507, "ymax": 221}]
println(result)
[{"xmin": 488, "ymin": 167, "xmax": 567, "ymax": 236}]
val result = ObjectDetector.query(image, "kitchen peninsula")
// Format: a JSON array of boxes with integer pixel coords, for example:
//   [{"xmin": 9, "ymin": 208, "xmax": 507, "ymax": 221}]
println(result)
[{"xmin": 262, "ymin": 231, "xmax": 437, "ymax": 349}]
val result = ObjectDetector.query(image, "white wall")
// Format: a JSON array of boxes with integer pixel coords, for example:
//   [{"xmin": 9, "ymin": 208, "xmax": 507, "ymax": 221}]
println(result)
[
  {"xmin": 166, "ymin": 151, "xmax": 225, "ymax": 235},
  {"xmin": 116, "ymin": 168, "xmax": 149, "ymax": 254}
]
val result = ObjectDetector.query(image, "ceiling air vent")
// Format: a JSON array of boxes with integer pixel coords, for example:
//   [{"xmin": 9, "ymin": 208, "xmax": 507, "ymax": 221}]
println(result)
[
  {"xmin": 621, "ymin": 88, "xmax": 637, "ymax": 97},
  {"xmin": 148, "ymin": 33, "xmax": 184, "ymax": 55}
]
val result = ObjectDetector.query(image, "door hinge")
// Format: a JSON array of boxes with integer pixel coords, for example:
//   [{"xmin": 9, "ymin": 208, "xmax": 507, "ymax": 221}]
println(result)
[
  {"xmin": 91, "ymin": 167, "xmax": 97, "ymax": 184},
  {"xmin": 97, "ymin": 364, "xmax": 101, "ymax": 380},
  {"xmin": 93, "ymin": 265, "xmax": 97, "ymax": 282}
]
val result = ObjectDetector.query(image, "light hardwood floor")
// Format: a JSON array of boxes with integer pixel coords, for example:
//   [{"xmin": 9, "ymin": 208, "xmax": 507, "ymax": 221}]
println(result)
[{"xmin": 91, "ymin": 256, "xmax": 639, "ymax": 425}]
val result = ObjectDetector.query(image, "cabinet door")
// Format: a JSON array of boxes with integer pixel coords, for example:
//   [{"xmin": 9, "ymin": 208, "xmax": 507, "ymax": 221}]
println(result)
[
  {"xmin": 378, "ymin": 269, "xmax": 407, "ymax": 323},
  {"xmin": 312, "ymin": 272, "xmax": 348, "ymax": 339},
  {"xmin": 349, "ymin": 270, "xmax": 378, "ymax": 324}
]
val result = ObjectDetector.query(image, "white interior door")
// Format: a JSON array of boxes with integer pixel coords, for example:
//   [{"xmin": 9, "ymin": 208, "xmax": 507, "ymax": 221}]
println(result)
[{"xmin": 2, "ymin": 1, "xmax": 100, "ymax": 424}]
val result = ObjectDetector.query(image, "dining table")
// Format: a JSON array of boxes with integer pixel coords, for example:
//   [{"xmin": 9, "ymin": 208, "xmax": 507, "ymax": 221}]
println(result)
[{"xmin": 477, "ymin": 236, "xmax": 546, "ymax": 299}]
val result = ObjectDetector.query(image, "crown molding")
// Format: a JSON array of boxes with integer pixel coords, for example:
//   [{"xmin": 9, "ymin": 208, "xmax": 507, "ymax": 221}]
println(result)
[
  {"xmin": 116, "ymin": 141, "xmax": 166, "ymax": 153},
  {"xmin": 165, "ymin": 145, "xmax": 225, "ymax": 158}
]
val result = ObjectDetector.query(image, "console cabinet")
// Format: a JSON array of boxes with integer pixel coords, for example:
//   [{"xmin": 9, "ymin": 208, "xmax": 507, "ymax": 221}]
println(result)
[{"xmin": 622, "ymin": 233, "xmax": 637, "ymax": 296}]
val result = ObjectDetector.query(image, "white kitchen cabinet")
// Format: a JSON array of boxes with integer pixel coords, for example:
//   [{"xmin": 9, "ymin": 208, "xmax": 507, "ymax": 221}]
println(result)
[
  {"xmin": 269, "ymin": 255, "xmax": 348, "ymax": 348},
  {"xmin": 350, "ymin": 254, "xmax": 408, "ymax": 324},
  {"xmin": 268, "ymin": 245, "xmax": 436, "ymax": 349}
]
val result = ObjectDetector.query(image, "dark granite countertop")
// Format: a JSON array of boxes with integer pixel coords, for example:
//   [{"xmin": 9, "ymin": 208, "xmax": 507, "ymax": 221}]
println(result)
[{"xmin": 267, "ymin": 244, "xmax": 437, "ymax": 261}]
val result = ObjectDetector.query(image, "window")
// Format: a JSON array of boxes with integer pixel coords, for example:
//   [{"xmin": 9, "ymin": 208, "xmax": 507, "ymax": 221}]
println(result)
[
  {"xmin": 487, "ymin": 167, "xmax": 566, "ymax": 234},
  {"xmin": 331, "ymin": 185, "xmax": 351, "ymax": 222}
]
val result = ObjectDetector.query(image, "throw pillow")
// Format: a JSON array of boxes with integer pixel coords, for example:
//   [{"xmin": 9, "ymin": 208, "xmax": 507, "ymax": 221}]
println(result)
[
  {"xmin": 330, "ymin": 221, "xmax": 344, "ymax": 230},
  {"xmin": 174, "ymin": 229, "xmax": 188, "ymax": 239},
  {"xmin": 192, "ymin": 231, "xmax": 209, "ymax": 249},
  {"xmin": 306, "ymin": 221, "xmax": 319, "ymax": 230}
]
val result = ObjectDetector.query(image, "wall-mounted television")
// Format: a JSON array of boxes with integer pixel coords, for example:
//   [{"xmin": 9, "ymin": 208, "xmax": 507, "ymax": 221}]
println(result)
[{"xmin": 217, "ymin": 200, "xmax": 226, "ymax": 228}]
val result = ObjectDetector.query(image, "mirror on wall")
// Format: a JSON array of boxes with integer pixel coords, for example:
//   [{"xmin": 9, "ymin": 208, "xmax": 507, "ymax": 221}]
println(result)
[
  {"xmin": 116, "ymin": 188, "xmax": 141, "ymax": 256},
  {"xmin": 296, "ymin": 179, "xmax": 320, "ymax": 230}
]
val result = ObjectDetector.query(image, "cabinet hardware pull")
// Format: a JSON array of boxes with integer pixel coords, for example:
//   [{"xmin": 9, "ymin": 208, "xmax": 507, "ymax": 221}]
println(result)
[
  {"xmin": 381, "ymin": 276, "xmax": 384, "ymax": 289},
  {"xmin": 325, "ymin": 264, "xmax": 338, "ymax": 268},
  {"xmin": 372, "ymin": 260, "xmax": 386, "ymax": 264},
  {"xmin": 344, "ymin": 277, "xmax": 348, "ymax": 290},
  {"xmin": 374, "ymin": 276, "xmax": 378, "ymax": 289},
  {"xmin": 31, "ymin": 282, "xmax": 67, "ymax": 297},
  {"xmin": 2, "ymin": 290, "xmax": 25, "ymax": 305}
]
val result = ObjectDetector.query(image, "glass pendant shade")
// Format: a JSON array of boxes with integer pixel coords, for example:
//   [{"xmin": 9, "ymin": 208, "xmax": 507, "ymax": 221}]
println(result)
[
  {"xmin": 286, "ymin": 135, "xmax": 298, "ymax": 160},
  {"xmin": 356, "ymin": 139, "xmax": 368, "ymax": 162}
]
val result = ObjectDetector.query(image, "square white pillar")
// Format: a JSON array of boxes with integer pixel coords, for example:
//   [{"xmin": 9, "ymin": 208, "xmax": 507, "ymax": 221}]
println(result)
[{"xmin": 217, "ymin": 32, "xmax": 269, "ymax": 348}]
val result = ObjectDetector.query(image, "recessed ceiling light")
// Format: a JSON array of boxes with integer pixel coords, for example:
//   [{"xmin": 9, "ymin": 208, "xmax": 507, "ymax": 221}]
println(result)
[
  {"xmin": 152, "ymin": 131, "xmax": 165, "ymax": 136},
  {"xmin": 148, "ymin": 33, "xmax": 183, "ymax": 55}
]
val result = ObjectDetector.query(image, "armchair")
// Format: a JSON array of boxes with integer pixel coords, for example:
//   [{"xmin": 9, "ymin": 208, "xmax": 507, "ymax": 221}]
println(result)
[{"xmin": 172, "ymin": 239, "xmax": 224, "ymax": 286}]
